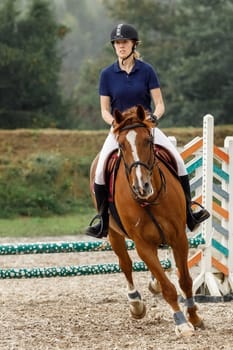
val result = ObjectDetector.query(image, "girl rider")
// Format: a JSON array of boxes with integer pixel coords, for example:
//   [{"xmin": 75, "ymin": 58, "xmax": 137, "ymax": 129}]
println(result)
[{"xmin": 85, "ymin": 24, "xmax": 210, "ymax": 238}]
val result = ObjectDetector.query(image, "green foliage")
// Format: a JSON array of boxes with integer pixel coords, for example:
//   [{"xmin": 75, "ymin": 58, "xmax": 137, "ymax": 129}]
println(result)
[
  {"xmin": 0, "ymin": 0, "xmax": 69, "ymax": 129},
  {"xmin": 0, "ymin": 125, "xmax": 231, "ymax": 219},
  {"xmin": 70, "ymin": 55, "xmax": 113, "ymax": 129},
  {"xmin": 74, "ymin": 0, "xmax": 232, "ymax": 128},
  {"xmin": 1, "ymin": 0, "xmax": 232, "ymax": 129},
  {"xmin": 165, "ymin": 0, "xmax": 233, "ymax": 126},
  {"xmin": 0, "ymin": 153, "xmax": 92, "ymax": 218}
]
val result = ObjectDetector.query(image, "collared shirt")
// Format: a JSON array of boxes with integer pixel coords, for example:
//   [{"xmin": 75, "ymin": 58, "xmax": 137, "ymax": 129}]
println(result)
[{"xmin": 99, "ymin": 59, "xmax": 160, "ymax": 114}]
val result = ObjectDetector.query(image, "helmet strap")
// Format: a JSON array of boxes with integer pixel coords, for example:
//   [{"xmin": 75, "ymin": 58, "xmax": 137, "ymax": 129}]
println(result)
[
  {"xmin": 112, "ymin": 41, "xmax": 137, "ymax": 65},
  {"xmin": 122, "ymin": 52, "xmax": 133, "ymax": 65},
  {"xmin": 121, "ymin": 43, "xmax": 136, "ymax": 65}
]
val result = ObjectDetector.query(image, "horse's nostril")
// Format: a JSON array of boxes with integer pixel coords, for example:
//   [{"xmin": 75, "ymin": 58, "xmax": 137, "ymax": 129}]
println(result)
[{"xmin": 143, "ymin": 182, "xmax": 151, "ymax": 193}]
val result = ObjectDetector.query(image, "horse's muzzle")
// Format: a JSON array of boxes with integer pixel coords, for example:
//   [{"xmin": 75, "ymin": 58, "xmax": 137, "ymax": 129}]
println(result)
[{"xmin": 132, "ymin": 180, "xmax": 154, "ymax": 199}]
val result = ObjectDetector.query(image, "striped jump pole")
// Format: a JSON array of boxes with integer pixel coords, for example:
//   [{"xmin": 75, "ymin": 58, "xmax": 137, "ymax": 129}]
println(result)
[
  {"xmin": 223, "ymin": 136, "xmax": 233, "ymax": 291},
  {"xmin": 181, "ymin": 115, "xmax": 233, "ymax": 297},
  {"xmin": 0, "ymin": 260, "xmax": 172, "ymax": 279},
  {"xmin": 0, "ymin": 237, "xmax": 204, "ymax": 256},
  {"xmin": 0, "ymin": 238, "xmax": 204, "ymax": 279}
]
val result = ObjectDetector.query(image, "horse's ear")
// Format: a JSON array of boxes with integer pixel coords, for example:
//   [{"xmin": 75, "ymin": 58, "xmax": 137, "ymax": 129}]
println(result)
[
  {"xmin": 136, "ymin": 105, "xmax": 146, "ymax": 121},
  {"xmin": 114, "ymin": 109, "xmax": 123, "ymax": 124}
]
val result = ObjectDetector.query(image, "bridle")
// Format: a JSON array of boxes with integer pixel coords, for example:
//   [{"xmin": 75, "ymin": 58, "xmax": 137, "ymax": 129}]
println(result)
[
  {"xmin": 120, "ymin": 123, "xmax": 155, "ymax": 175},
  {"xmin": 118, "ymin": 123, "xmax": 166, "ymax": 205}
]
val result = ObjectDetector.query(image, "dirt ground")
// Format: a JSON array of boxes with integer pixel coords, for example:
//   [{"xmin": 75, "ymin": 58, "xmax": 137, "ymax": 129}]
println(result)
[{"xmin": 0, "ymin": 235, "xmax": 233, "ymax": 350}]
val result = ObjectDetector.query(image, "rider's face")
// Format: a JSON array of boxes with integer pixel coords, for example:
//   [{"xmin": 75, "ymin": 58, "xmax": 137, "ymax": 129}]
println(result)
[{"xmin": 113, "ymin": 40, "xmax": 134, "ymax": 60}]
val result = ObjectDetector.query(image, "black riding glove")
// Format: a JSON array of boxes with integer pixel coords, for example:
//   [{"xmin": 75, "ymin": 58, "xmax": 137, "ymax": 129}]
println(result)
[{"xmin": 149, "ymin": 114, "xmax": 159, "ymax": 126}]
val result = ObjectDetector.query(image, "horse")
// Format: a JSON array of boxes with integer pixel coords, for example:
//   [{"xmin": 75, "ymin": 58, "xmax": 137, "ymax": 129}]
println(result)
[{"xmin": 89, "ymin": 105, "xmax": 204, "ymax": 337}]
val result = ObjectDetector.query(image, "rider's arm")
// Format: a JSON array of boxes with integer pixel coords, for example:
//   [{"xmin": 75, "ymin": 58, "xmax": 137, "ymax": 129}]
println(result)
[
  {"xmin": 100, "ymin": 95, "xmax": 114, "ymax": 126},
  {"xmin": 150, "ymin": 88, "xmax": 165, "ymax": 120}
]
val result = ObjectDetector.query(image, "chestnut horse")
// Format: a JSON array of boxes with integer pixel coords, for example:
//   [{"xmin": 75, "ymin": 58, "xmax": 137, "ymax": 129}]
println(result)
[{"xmin": 90, "ymin": 105, "xmax": 203, "ymax": 337}]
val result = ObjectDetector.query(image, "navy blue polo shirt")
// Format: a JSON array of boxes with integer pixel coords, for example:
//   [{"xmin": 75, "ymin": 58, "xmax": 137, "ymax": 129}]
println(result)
[{"xmin": 99, "ymin": 59, "xmax": 160, "ymax": 113}]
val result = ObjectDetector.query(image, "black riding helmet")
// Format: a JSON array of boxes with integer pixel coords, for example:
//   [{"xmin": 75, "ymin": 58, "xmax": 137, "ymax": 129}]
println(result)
[
  {"xmin": 110, "ymin": 23, "xmax": 139, "ymax": 43},
  {"xmin": 110, "ymin": 24, "xmax": 139, "ymax": 64}
]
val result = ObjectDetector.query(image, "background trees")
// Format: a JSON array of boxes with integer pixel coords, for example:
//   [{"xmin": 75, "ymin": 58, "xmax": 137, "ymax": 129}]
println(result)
[
  {"xmin": 0, "ymin": 0, "xmax": 232, "ymax": 129},
  {"xmin": 101, "ymin": 0, "xmax": 233, "ymax": 127},
  {"xmin": 0, "ymin": 0, "xmax": 68, "ymax": 128},
  {"xmin": 166, "ymin": 0, "xmax": 233, "ymax": 126}
]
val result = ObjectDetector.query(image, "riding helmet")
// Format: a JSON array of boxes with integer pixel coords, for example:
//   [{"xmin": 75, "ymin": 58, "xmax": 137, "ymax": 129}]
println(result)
[{"xmin": 110, "ymin": 24, "xmax": 139, "ymax": 43}]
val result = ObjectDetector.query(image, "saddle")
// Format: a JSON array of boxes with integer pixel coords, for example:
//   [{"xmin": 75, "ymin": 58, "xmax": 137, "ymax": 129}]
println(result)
[{"xmin": 105, "ymin": 145, "xmax": 178, "ymax": 234}]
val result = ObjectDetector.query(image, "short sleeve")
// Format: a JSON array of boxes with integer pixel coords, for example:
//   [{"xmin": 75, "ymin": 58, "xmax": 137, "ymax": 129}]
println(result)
[
  {"xmin": 147, "ymin": 64, "xmax": 160, "ymax": 90},
  {"xmin": 99, "ymin": 69, "xmax": 110, "ymax": 96}
]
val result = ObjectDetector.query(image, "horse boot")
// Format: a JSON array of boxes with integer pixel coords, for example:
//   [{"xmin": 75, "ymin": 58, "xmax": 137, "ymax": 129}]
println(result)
[
  {"xmin": 179, "ymin": 175, "xmax": 210, "ymax": 231},
  {"xmin": 85, "ymin": 183, "xmax": 109, "ymax": 239}
]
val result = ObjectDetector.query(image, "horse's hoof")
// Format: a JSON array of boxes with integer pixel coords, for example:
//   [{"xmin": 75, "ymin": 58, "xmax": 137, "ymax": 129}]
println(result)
[
  {"xmin": 129, "ymin": 301, "xmax": 146, "ymax": 319},
  {"xmin": 148, "ymin": 279, "xmax": 161, "ymax": 295},
  {"xmin": 175, "ymin": 322, "xmax": 195, "ymax": 338},
  {"xmin": 185, "ymin": 304, "xmax": 205, "ymax": 330},
  {"xmin": 194, "ymin": 319, "xmax": 205, "ymax": 330}
]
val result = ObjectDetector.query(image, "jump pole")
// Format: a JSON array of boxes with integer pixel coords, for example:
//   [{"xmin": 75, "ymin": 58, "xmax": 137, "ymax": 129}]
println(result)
[
  {"xmin": 192, "ymin": 115, "xmax": 222, "ymax": 296},
  {"xmin": 192, "ymin": 116, "xmax": 233, "ymax": 296},
  {"xmin": 0, "ymin": 238, "xmax": 203, "ymax": 255},
  {"xmin": 0, "ymin": 260, "xmax": 172, "ymax": 279},
  {"xmin": 225, "ymin": 136, "xmax": 233, "ymax": 290},
  {"xmin": 0, "ymin": 238, "xmax": 204, "ymax": 279}
]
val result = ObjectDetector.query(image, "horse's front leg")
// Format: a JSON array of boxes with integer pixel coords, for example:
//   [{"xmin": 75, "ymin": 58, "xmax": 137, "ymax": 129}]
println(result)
[
  {"xmin": 108, "ymin": 227, "xmax": 146, "ymax": 319},
  {"xmin": 135, "ymin": 241, "xmax": 195, "ymax": 337},
  {"xmin": 172, "ymin": 241, "xmax": 204, "ymax": 330}
]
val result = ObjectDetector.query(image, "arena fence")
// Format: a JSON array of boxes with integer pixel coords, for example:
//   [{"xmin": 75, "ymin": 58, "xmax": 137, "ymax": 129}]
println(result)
[{"xmin": 181, "ymin": 115, "xmax": 233, "ymax": 297}]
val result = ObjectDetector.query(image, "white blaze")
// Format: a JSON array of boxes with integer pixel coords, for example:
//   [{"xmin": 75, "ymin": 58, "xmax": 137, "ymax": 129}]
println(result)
[{"xmin": 126, "ymin": 130, "xmax": 143, "ymax": 186}]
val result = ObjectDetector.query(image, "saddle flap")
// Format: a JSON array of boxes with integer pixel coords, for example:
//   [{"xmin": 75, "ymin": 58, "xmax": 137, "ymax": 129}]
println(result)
[
  {"xmin": 154, "ymin": 144, "xmax": 178, "ymax": 176},
  {"xmin": 105, "ymin": 150, "xmax": 120, "ymax": 203}
]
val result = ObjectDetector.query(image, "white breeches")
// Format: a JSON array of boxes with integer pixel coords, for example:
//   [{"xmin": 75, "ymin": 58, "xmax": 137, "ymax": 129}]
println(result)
[{"xmin": 95, "ymin": 127, "xmax": 187, "ymax": 185}]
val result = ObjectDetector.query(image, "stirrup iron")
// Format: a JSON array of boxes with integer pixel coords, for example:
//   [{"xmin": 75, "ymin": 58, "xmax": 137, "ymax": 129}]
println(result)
[{"xmin": 88, "ymin": 214, "xmax": 104, "ymax": 235}]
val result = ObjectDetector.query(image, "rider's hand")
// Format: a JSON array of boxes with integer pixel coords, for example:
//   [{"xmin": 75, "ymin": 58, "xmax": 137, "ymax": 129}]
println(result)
[{"xmin": 149, "ymin": 114, "xmax": 159, "ymax": 126}]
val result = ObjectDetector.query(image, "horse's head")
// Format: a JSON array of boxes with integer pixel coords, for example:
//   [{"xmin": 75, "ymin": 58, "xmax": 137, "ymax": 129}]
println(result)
[{"xmin": 113, "ymin": 105, "xmax": 156, "ymax": 200}]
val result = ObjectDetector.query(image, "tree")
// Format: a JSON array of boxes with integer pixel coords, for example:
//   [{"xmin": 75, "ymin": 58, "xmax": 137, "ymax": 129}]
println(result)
[
  {"xmin": 0, "ymin": 0, "xmax": 69, "ymax": 129},
  {"xmin": 69, "ymin": 54, "xmax": 112, "ymax": 130},
  {"xmin": 167, "ymin": 0, "xmax": 233, "ymax": 125},
  {"xmin": 56, "ymin": 0, "xmax": 112, "ymax": 98},
  {"xmin": 71, "ymin": 0, "xmax": 176, "ymax": 130},
  {"xmin": 95, "ymin": 0, "xmax": 233, "ymax": 127}
]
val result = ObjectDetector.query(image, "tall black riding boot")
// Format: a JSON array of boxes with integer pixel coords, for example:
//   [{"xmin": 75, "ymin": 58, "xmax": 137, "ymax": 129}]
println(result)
[
  {"xmin": 85, "ymin": 183, "xmax": 109, "ymax": 239},
  {"xmin": 179, "ymin": 175, "xmax": 210, "ymax": 231}
]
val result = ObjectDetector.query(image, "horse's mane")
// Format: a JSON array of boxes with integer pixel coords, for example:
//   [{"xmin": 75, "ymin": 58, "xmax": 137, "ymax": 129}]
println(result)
[{"xmin": 113, "ymin": 106, "xmax": 153, "ymax": 135}]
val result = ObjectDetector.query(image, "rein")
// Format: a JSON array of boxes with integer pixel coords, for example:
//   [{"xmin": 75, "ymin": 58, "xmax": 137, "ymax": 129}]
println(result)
[{"xmin": 119, "ymin": 122, "xmax": 146, "ymax": 132}]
